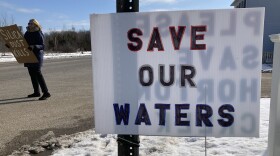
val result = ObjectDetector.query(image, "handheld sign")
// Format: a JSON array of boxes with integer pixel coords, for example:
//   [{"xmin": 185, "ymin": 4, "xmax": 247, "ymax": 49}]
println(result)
[
  {"xmin": 91, "ymin": 8, "xmax": 265, "ymax": 137},
  {"xmin": 0, "ymin": 24, "xmax": 38, "ymax": 63}
]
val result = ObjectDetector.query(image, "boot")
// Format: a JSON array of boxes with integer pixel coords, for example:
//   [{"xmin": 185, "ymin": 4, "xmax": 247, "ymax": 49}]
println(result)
[
  {"xmin": 39, "ymin": 92, "xmax": 51, "ymax": 100},
  {"xmin": 27, "ymin": 93, "xmax": 41, "ymax": 98}
]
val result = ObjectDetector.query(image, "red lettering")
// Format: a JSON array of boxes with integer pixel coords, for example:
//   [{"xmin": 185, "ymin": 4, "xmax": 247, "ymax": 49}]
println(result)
[
  {"xmin": 191, "ymin": 25, "xmax": 207, "ymax": 50},
  {"xmin": 127, "ymin": 28, "xmax": 143, "ymax": 52}
]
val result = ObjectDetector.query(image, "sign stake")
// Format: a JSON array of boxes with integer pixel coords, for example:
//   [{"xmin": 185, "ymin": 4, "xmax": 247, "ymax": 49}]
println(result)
[{"xmin": 116, "ymin": 0, "xmax": 140, "ymax": 156}]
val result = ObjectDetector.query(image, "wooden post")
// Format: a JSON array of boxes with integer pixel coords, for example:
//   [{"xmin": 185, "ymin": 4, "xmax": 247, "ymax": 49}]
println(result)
[{"xmin": 268, "ymin": 34, "xmax": 280, "ymax": 156}]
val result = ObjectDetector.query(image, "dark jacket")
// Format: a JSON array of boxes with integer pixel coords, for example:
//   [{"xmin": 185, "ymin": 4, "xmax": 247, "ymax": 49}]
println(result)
[{"xmin": 24, "ymin": 30, "xmax": 45, "ymax": 68}]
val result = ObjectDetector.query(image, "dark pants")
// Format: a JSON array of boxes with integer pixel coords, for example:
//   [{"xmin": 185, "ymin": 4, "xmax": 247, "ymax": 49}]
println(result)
[{"xmin": 28, "ymin": 67, "xmax": 48, "ymax": 94}]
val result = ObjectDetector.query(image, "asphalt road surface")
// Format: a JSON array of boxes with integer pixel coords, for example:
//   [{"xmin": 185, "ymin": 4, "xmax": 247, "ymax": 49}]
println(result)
[
  {"xmin": 261, "ymin": 73, "xmax": 272, "ymax": 98},
  {"xmin": 0, "ymin": 56, "xmax": 94, "ymax": 156}
]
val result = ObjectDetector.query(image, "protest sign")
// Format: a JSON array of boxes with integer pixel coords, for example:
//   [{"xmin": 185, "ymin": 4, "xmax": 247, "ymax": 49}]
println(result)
[{"xmin": 0, "ymin": 24, "xmax": 38, "ymax": 63}]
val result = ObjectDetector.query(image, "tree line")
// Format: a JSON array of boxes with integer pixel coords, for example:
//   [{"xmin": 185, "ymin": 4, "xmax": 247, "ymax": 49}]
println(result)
[
  {"xmin": 44, "ymin": 30, "xmax": 91, "ymax": 52},
  {"xmin": 0, "ymin": 30, "xmax": 91, "ymax": 53}
]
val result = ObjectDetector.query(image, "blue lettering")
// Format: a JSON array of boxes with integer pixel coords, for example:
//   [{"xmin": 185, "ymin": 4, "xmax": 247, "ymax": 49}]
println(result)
[
  {"xmin": 113, "ymin": 103, "xmax": 130, "ymax": 125},
  {"xmin": 218, "ymin": 104, "xmax": 235, "ymax": 127},
  {"xmin": 196, "ymin": 104, "xmax": 213, "ymax": 127},
  {"xmin": 175, "ymin": 104, "xmax": 190, "ymax": 126},
  {"xmin": 155, "ymin": 103, "xmax": 170, "ymax": 125},
  {"xmin": 135, "ymin": 103, "xmax": 151, "ymax": 125}
]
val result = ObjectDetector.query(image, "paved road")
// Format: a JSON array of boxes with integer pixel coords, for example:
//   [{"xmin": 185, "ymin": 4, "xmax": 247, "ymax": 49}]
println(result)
[
  {"xmin": 261, "ymin": 73, "xmax": 272, "ymax": 97},
  {"xmin": 0, "ymin": 56, "xmax": 94, "ymax": 156}
]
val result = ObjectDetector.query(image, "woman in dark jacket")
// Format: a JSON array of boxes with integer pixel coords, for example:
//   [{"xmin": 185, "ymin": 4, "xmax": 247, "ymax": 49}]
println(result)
[{"xmin": 24, "ymin": 19, "xmax": 51, "ymax": 100}]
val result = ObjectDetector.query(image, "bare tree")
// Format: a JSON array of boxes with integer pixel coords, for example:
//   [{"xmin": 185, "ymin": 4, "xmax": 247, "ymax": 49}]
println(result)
[
  {"xmin": 0, "ymin": 13, "xmax": 8, "ymax": 27},
  {"xmin": 0, "ymin": 13, "xmax": 15, "ymax": 55}
]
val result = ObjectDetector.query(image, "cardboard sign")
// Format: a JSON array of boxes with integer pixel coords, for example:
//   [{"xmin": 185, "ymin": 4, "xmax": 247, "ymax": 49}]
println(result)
[
  {"xmin": 90, "ymin": 8, "xmax": 265, "ymax": 137},
  {"xmin": 0, "ymin": 24, "xmax": 38, "ymax": 63}
]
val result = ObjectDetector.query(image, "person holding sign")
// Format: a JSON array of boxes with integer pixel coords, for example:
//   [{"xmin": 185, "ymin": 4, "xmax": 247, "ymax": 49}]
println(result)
[{"xmin": 23, "ymin": 19, "xmax": 51, "ymax": 100}]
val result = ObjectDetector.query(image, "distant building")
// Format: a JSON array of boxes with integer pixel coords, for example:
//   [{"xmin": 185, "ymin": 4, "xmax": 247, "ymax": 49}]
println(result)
[{"xmin": 231, "ymin": 0, "xmax": 280, "ymax": 53}]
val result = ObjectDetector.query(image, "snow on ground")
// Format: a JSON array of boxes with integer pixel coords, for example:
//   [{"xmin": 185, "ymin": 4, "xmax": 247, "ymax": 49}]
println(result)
[
  {"xmin": 10, "ymin": 99, "xmax": 271, "ymax": 156},
  {"xmin": 2, "ymin": 52, "xmax": 272, "ymax": 155},
  {"xmin": 51, "ymin": 98, "xmax": 270, "ymax": 156},
  {"xmin": 262, "ymin": 64, "xmax": 273, "ymax": 73},
  {"xmin": 0, "ymin": 52, "xmax": 91, "ymax": 63}
]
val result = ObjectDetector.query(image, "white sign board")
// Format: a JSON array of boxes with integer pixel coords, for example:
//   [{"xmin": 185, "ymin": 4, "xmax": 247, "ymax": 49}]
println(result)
[{"xmin": 90, "ymin": 8, "xmax": 264, "ymax": 137}]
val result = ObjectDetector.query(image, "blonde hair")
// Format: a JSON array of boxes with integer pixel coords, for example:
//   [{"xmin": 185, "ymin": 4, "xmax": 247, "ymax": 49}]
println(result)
[{"xmin": 29, "ymin": 19, "xmax": 42, "ymax": 30}]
